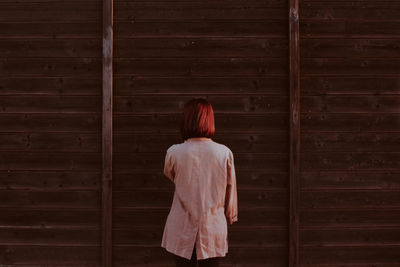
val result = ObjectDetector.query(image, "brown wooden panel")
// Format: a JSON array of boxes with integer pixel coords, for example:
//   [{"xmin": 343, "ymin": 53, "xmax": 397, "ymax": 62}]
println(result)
[
  {"xmin": 0, "ymin": 58, "xmax": 101, "ymax": 77},
  {"xmin": 0, "ymin": 245, "xmax": 99, "ymax": 265},
  {"xmin": 113, "ymin": 226, "xmax": 287, "ymax": 246},
  {"xmin": 301, "ymin": 152, "xmax": 400, "ymax": 170},
  {"xmin": 300, "ymin": 208, "xmax": 400, "ymax": 227},
  {"xmin": 0, "ymin": 170, "xmax": 100, "ymax": 190},
  {"xmin": 0, "ymin": 207, "xmax": 100, "ymax": 227},
  {"xmin": 0, "ymin": 152, "xmax": 101, "ymax": 170},
  {"xmin": 301, "ymin": 190, "xmax": 400, "ymax": 208},
  {"xmin": 114, "ymin": 114, "xmax": 288, "ymax": 133},
  {"xmin": 0, "ymin": 190, "xmax": 100, "ymax": 208},
  {"xmin": 0, "ymin": 227, "xmax": 99, "ymax": 245},
  {"xmin": 0, "ymin": 22, "xmax": 101, "ymax": 38},
  {"xmin": 300, "ymin": 2, "xmax": 400, "ymax": 20},
  {"xmin": 299, "ymin": 246, "xmax": 400, "ymax": 265},
  {"xmin": 0, "ymin": 133, "xmax": 100, "ymax": 152},
  {"xmin": 301, "ymin": 132, "xmax": 400, "ymax": 152},
  {"xmin": 0, "ymin": 77, "xmax": 101, "ymax": 96},
  {"xmin": 113, "ymin": 189, "xmax": 287, "ymax": 208},
  {"xmin": 300, "ymin": 171, "xmax": 400, "ymax": 189},
  {"xmin": 113, "ymin": 208, "xmax": 287, "ymax": 228},
  {"xmin": 302, "ymin": 58, "xmax": 400, "ymax": 76},
  {"xmin": 113, "ymin": 133, "xmax": 288, "ymax": 153},
  {"xmin": 114, "ymin": 38, "xmax": 288, "ymax": 58},
  {"xmin": 115, "ymin": 0, "xmax": 285, "ymax": 4},
  {"xmin": 301, "ymin": 228, "xmax": 400, "ymax": 245},
  {"xmin": 114, "ymin": 76, "xmax": 287, "ymax": 95},
  {"xmin": 0, "ymin": 114, "xmax": 100, "ymax": 132},
  {"xmin": 115, "ymin": 21, "xmax": 288, "ymax": 37},
  {"xmin": 114, "ymin": 95, "xmax": 288, "ymax": 114},
  {"xmin": 0, "ymin": 39, "xmax": 101, "ymax": 58},
  {"xmin": 301, "ymin": 114, "xmax": 400, "ymax": 132},
  {"xmin": 301, "ymin": 76, "xmax": 400, "ymax": 95},
  {"xmin": 0, "ymin": 96, "xmax": 101, "ymax": 113},
  {"xmin": 300, "ymin": 20, "xmax": 400, "ymax": 38},
  {"xmin": 114, "ymin": 58, "xmax": 287, "ymax": 76},
  {"xmin": 301, "ymin": 39, "xmax": 400, "ymax": 58},
  {"xmin": 114, "ymin": 2, "xmax": 287, "ymax": 20},
  {"xmin": 113, "ymin": 170, "xmax": 288, "ymax": 190},
  {"xmin": 113, "ymin": 152, "xmax": 288, "ymax": 171},
  {"xmin": 0, "ymin": 2, "xmax": 101, "ymax": 21},
  {"xmin": 301, "ymin": 95, "xmax": 400, "ymax": 113},
  {"xmin": 113, "ymin": 246, "xmax": 287, "ymax": 266}
]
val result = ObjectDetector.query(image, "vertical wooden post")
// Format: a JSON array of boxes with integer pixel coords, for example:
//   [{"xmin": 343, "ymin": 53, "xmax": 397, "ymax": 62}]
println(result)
[
  {"xmin": 102, "ymin": 0, "xmax": 113, "ymax": 265},
  {"xmin": 289, "ymin": 0, "xmax": 300, "ymax": 266}
]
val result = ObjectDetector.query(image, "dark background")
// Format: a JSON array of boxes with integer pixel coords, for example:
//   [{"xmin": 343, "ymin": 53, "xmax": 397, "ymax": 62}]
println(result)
[{"xmin": 0, "ymin": 0, "xmax": 399, "ymax": 266}]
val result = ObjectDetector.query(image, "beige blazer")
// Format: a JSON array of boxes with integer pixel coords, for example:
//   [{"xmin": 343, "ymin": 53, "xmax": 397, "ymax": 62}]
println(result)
[{"xmin": 161, "ymin": 137, "xmax": 238, "ymax": 260}]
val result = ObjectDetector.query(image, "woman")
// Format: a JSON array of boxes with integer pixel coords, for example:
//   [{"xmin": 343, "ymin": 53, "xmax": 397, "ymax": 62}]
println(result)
[{"xmin": 161, "ymin": 98, "xmax": 238, "ymax": 267}]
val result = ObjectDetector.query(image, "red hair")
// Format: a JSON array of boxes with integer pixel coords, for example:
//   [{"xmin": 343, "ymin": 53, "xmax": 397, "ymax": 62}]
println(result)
[{"xmin": 180, "ymin": 98, "xmax": 215, "ymax": 141}]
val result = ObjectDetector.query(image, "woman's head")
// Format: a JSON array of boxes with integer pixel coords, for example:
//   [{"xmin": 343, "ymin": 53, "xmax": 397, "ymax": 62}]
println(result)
[{"xmin": 180, "ymin": 98, "xmax": 215, "ymax": 141}]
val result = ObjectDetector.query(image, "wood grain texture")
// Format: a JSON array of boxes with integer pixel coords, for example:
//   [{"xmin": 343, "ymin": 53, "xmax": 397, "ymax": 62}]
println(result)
[
  {"xmin": 0, "ymin": 0, "xmax": 103, "ymax": 265},
  {"xmin": 101, "ymin": 0, "xmax": 113, "ymax": 265},
  {"xmin": 112, "ymin": 0, "xmax": 289, "ymax": 265},
  {"xmin": 299, "ymin": 0, "xmax": 400, "ymax": 265}
]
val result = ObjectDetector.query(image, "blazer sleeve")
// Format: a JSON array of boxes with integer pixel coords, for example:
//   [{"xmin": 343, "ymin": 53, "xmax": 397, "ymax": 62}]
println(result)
[
  {"xmin": 163, "ymin": 146, "xmax": 176, "ymax": 183},
  {"xmin": 224, "ymin": 149, "xmax": 238, "ymax": 225}
]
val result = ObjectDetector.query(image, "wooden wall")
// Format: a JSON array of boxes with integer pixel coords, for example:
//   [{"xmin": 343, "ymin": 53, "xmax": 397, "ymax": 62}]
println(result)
[
  {"xmin": 1, "ymin": 0, "xmax": 399, "ymax": 266},
  {"xmin": 0, "ymin": 0, "xmax": 103, "ymax": 265},
  {"xmin": 111, "ymin": 0, "xmax": 290, "ymax": 265},
  {"xmin": 299, "ymin": 0, "xmax": 400, "ymax": 266}
]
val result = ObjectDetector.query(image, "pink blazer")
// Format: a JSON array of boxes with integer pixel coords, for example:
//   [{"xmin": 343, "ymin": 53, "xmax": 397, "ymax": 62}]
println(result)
[{"xmin": 161, "ymin": 137, "xmax": 238, "ymax": 260}]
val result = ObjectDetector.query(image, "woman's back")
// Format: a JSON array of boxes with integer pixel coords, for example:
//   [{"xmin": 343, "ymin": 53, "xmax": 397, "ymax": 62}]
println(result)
[{"xmin": 161, "ymin": 137, "xmax": 238, "ymax": 260}]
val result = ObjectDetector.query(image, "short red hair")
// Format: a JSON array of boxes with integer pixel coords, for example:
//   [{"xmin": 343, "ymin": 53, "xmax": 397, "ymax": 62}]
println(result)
[{"xmin": 180, "ymin": 98, "xmax": 215, "ymax": 141}]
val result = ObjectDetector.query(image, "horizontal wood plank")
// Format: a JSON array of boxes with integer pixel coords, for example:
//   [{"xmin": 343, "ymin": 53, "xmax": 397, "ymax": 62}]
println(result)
[
  {"xmin": 301, "ymin": 208, "xmax": 400, "ymax": 227},
  {"xmin": 300, "ymin": 114, "xmax": 399, "ymax": 131},
  {"xmin": 113, "ymin": 189, "xmax": 288, "ymax": 208},
  {"xmin": 300, "ymin": 20, "xmax": 400, "ymax": 38},
  {"xmin": 0, "ymin": 190, "xmax": 100, "ymax": 208},
  {"xmin": 114, "ymin": 38, "xmax": 288, "ymax": 58},
  {"xmin": 114, "ymin": 113, "xmax": 288, "ymax": 132},
  {"xmin": 113, "ymin": 132, "xmax": 288, "ymax": 153},
  {"xmin": 301, "ymin": 227, "xmax": 400, "ymax": 245},
  {"xmin": 0, "ymin": 207, "xmax": 100, "ymax": 227},
  {"xmin": 301, "ymin": 76, "xmax": 400, "ymax": 95},
  {"xmin": 301, "ymin": 132, "xmax": 400, "ymax": 152},
  {"xmin": 300, "ymin": 245, "xmax": 400, "ymax": 265},
  {"xmin": 114, "ymin": 95, "xmax": 288, "ymax": 113},
  {"xmin": 113, "ymin": 207, "xmax": 287, "ymax": 228},
  {"xmin": 0, "ymin": 151, "xmax": 101, "ymax": 170},
  {"xmin": 301, "ymin": 152, "xmax": 400, "ymax": 170},
  {"xmin": 0, "ymin": 96, "xmax": 101, "ymax": 113},
  {"xmin": 114, "ymin": 76, "xmax": 287, "ymax": 95},
  {"xmin": 113, "ymin": 152, "xmax": 288, "ymax": 171},
  {"xmin": 0, "ymin": 245, "xmax": 99, "ymax": 265},
  {"xmin": 113, "ymin": 170, "xmax": 288, "ymax": 190},
  {"xmin": 114, "ymin": 58, "xmax": 287, "ymax": 76},
  {"xmin": 300, "ymin": 171, "xmax": 400, "ymax": 189},
  {"xmin": 115, "ymin": 21, "xmax": 288, "ymax": 37},
  {"xmin": 0, "ymin": 170, "xmax": 100, "ymax": 190},
  {"xmin": 114, "ymin": 2, "xmax": 287, "ymax": 20},
  {"xmin": 0, "ymin": 77, "xmax": 101, "ymax": 96},
  {"xmin": 301, "ymin": 95, "xmax": 400, "ymax": 113},
  {"xmin": 0, "ymin": 3, "xmax": 100, "ymax": 22},
  {"xmin": 300, "ymin": 190, "xmax": 400, "ymax": 208},
  {"xmin": 0, "ymin": 133, "xmax": 100, "ymax": 152},
  {"xmin": 0, "ymin": 227, "xmax": 99, "ymax": 245},
  {"xmin": 0, "ymin": 114, "xmax": 100, "ymax": 132}
]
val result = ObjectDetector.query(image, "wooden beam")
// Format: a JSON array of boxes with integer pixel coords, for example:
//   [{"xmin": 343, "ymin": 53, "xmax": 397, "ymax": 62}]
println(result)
[
  {"xmin": 288, "ymin": 0, "xmax": 300, "ymax": 265},
  {"xmin": 101, "ymin": 0, "xmax": 113, "ymax": 265}
]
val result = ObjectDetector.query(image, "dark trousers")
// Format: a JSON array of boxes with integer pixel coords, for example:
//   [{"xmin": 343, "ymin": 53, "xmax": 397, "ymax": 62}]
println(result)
[{"xmin": 174, "ymin": 244, "xmax": 221, "ymax": 267}]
